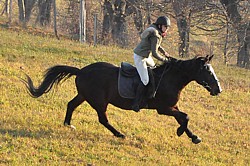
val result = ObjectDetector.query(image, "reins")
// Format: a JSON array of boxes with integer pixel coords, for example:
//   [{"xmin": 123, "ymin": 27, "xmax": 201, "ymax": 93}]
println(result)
[
  {"xmin": 152, "ymin": 57, "xmax": 188, "ymax": 98},
  {"xmin": 152, "ymin": 61, "xmax": 170, "ymax": 97}
]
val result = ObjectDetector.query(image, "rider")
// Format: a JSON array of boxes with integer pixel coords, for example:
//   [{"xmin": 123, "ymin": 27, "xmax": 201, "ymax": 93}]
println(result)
[{"xmin": 132, "ymin": 16, "xmax": 171, "ymax": 112}]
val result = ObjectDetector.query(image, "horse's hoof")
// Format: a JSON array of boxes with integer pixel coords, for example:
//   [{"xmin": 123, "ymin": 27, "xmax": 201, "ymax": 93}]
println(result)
[
  {"xmin": 69, "ymin": 125, "xmax": 76, "ymax": 130},
  {"xmin": 192, "ymin": 136, "xmax": 202, "ymax": 144},
  {"xmin": 177, "ymin": 126, "xmax": 185, "ymax": 136},
  {"xmin": 115, "ymin": 133, "xmax": 125, "ymax": 139},
  {"xmin": 65, "ymin": 124, "xmax": 76, "ymax": 130}
]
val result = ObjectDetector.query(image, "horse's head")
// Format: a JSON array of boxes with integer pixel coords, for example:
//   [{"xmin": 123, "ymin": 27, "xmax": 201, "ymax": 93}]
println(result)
[{"xmin": 194, "ymin": 55, "xmax": 222, "ymax": 96}]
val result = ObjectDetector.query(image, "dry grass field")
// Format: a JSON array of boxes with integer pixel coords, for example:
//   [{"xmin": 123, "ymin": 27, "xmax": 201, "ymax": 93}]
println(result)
[{"xmin": 0, "ymin": 25, "xmax": 249, "ymax": 165}]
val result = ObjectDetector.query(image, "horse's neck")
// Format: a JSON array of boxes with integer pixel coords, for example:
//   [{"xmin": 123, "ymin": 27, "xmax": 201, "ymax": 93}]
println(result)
[
  {"xmin": 175, "ymin": 60, "xmax": 197, "ymax": 84},
  {"xmin": 160, "ymin": 60, "xmax": 196, "ymax": 89}
]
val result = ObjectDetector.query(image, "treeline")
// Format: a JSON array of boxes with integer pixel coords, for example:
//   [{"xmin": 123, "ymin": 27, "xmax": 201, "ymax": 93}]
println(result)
[{"xmin": 1, "ymin": 0, "xmax": 249, "ymax": 68}]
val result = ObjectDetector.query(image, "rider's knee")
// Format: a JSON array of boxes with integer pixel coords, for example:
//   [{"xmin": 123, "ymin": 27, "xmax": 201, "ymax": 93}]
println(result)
[{"xmin": 141, "ymin": 78, "xmax": 149, "ymax": 86}]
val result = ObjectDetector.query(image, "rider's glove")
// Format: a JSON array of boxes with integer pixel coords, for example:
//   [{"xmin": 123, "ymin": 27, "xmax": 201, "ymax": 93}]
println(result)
[
  {"xmin": 163, "ymin": 57, "xmax": 169, "ymax": 63},
  {"xmin": 164, "ymin": 52, "xmax": 170, "ymax": 58}
]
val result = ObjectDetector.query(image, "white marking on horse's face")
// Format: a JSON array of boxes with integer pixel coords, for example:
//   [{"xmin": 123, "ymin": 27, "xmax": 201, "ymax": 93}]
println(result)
[{"xmin": 207, "ymin": 64, "xmax": 222, "ymax": 93}]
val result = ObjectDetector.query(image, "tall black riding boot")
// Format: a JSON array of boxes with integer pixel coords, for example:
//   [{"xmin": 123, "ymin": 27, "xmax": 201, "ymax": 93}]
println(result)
[
  {"xmin": 132, "ymin": 83, "xmax": 147, "ymax": 112},
  {"xmin": 147, "ymin": 68, "xmax": 156, "ymax": 99}
]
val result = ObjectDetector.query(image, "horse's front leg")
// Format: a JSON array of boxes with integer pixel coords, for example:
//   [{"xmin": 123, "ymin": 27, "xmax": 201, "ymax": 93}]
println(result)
[
  {"xmin": 173, "ymin": 109, "xmax": 201, "ymax": 144},
  {"xmin": 185, "ymin": 128, "xmax": 202, "ymax": 144},
  {"xmin": 157, "ymin": 107, "xmax": 201, "ymax": 144},
  {"xmin": 174, "ymin": 115, "xmax": 201, "ymax": 144}
]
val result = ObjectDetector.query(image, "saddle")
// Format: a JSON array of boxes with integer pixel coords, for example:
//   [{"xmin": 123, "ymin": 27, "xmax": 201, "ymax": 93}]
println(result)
[
  {"xmin": 118, "ymin": 62, "xmax": 140, "ymax": 98},
  {"xmin": 118, "ymin": 62, "xmax": 155, "ymax": 99}
]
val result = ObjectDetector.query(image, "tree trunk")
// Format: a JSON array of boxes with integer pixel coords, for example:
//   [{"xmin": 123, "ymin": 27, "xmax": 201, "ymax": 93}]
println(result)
[
  {"xmin": 223, "ymin": 21, "xmax": 230, "ymax": 65},
  {"xmin": 102, "ymin": 0, "xmax": 113, "ymax": 44},
  {"xmin": 133, "ymin": 8, "xmax": 143, "ymax": 34},
  {"xmin": 176, "ymin": 15, "xmax": 190, "ymax": 58},
  {"xmin": 112, "ymin": 0, "xmax": 128, "ymax": 46},
  {"xmin": 93, "ymin": 13, "xmax": 98, "ymax": 45},
  {"xmin": 53, "ymin": 0, "xmax": 59, "ymax": 40},
  {"xmin": 172, "ymin": 0, "xmax": 190, "ymax": 57},
  {"xmin": 220, "ymin": 0, "xmax": 250, "ymax": 68},
  {"xmin": 1, "ymin": 0, "xmax": 8, "ymax": 16},
  {"xmin": 146, "ymin": 0, "xmax": 152, "ymax": 25},
  {"xmin": 8, "ymin": 0, "xmax": 12, "ymax": 23},
  {"xmin": 24, "ymin": 0, "xmax": 36, "ymax": 24},
  {"xmin": 17, "ymin": 0, "xmax": 25, "ymax": 23},
  {"xmin": 79, "ymin": 0, "xmax": 86, "ymax": 43},
  {"xmin": 127, "ymin": 0, "xmax": 145, "ymax": 35},
  {"xmin": 37, "ymin": 0, "xmax": 53, "ymax": 26},
  {"xmin": 236, "ymin": 23, "xmax": 250, "ymax": 68}
]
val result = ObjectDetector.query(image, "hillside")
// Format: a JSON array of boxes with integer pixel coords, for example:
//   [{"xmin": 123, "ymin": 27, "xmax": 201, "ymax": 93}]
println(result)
[{"xmin": 0, "ymin": 25, "xmax": 250, "ymax": 165}]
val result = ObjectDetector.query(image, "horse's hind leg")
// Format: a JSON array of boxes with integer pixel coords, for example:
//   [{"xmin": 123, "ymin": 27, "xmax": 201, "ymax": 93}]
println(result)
[
  {"xmin": 64, "ymin": 94, "xmax": 84, "ymax": 129},
  {"xmin": 97, "ymin": 111, "xmax": 125, "ymax": 138},
  {"xmin": 91, "ymin": 102, "xmax": 125, "ymax": 138}
]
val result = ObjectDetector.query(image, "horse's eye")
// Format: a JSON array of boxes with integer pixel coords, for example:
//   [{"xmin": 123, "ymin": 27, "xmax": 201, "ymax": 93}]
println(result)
[{"xmin": 202, "ymin": 65, "xmax": 207, "ymax": 70}]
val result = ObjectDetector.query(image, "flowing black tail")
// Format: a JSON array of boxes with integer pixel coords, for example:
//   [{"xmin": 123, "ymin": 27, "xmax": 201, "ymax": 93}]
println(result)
[{"xmin": 21, "ymin": 65, "xmax": 80, "ymax": 98}]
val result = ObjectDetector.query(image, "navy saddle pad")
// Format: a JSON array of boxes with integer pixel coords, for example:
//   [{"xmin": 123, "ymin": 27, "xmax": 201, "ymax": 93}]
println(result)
[{"xmin": 118, "ymin": 62, "xmax": 140, "ymax": 99}]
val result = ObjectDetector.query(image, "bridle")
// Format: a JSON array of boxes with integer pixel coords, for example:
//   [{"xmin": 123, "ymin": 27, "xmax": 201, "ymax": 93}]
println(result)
[
  {"xmin": 197, "ymin": 64, "xmax": 220, "ymax": 92},
  {"xmin": 152, "ymin": 59, "xmax": 220, "ymax": 97},
  {"xmin": 152, "ymin": 57, "xmax": 180, "ymax": 97}
]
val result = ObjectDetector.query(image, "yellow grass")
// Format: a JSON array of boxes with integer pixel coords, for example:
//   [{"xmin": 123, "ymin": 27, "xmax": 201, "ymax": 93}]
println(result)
[{"xmin": 0, "ymin": 25, "xmax": 249, "ymax": 165}]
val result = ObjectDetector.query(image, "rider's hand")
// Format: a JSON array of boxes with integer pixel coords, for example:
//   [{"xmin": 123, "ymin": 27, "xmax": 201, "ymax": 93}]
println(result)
[
  {"xmin": 164, "ymin": 52, "xmax": 170, "ymax": 58},
  {"xmin": 163, "ymin": 57, "xmax": 169, "ymax": 63}
]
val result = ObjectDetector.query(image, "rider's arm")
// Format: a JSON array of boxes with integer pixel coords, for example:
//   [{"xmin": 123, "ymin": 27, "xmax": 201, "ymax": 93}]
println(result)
[
  {"xmin": 158, "ymin": 45, "xmax": 166, "ymax": 55},
  {"xmin": 150, "ymin": 36, "xmax": 167, "ymax": 62}
]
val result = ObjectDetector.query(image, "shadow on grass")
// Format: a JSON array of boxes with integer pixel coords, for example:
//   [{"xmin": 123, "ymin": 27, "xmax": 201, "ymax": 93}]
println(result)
[
  {"xmin": 0, "ymin": 128, "xmax": 53, "ymax": 139},
  {"xmin": 0, "ymin": 127, "xmax": 107, "ymax": 141},
  {"xmin": 0, "ymin": 23, "xmax": 9, "ymax": 29}
]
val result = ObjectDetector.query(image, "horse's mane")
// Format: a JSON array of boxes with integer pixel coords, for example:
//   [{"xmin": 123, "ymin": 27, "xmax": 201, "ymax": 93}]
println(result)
[
  {"xmin": 153, "ymin": 56, "xmax": 203, "ymax": 75},
  {"xmin": 153, "ymin": 57, "xmax": 185, "ymax": 73}
]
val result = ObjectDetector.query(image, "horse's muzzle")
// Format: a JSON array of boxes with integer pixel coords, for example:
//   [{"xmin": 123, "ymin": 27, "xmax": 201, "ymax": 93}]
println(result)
[
  {"xmin": 210, "ymin": 81, "xmax": 222, "ymax": 96},
  {"xmin": 210, "ymin": 89, "xmax": 222, "ymax": 96}
]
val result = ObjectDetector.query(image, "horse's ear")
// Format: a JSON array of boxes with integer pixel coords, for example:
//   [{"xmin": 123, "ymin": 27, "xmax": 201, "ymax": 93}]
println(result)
[
  {"xmin": 209, "ymin": 54, "xmax": 214, "ymax": 61},
  {"xmin": 205, "ymin": 54, "xmax": 214, "ymax": 63}
]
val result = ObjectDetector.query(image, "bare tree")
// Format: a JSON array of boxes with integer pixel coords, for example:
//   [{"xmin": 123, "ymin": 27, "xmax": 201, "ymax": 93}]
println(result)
[
  {"xmin": 2, "ymin": 0, "xmax": 13, "ymax": 23},
  {"xmin": 17, "ymin": 0, "xmax": 36, "ymax": 26},
  {"xmin": 172, "ymin": 0, "xmax": 208, "ymax": 57},
  {"xmin": 36, "ymin": 0, "xmax": 53, "ymax": 26},
  {"xmin": 102, "ymin": 0, "xmax": 114, "ymax": 44},
  {"xmin": 1, "ymin": 0, "xmax": 8, "ymax": 16},
  {"xmin": 101, "ymin": 0, "xmax": 153, "ymax": 46},
  {"xmin": 79, "ymin": 0, "xmax": 86, "ymax": 43},
  {"xmin": 8, "ymin": 0, "xmax": 12, "ymax": 23},
  {"xmin": 52, "ymin": 0, "xmax": 59, "ymax": 39},
  {"xmin": 17, "ymin": 0, "xmax": 24, "ymax": 22},
  {"xmin": 172, "ymin": 0, "xmax": 191, "ymax": 57},
  {"xmin": 101, "ymin": 0, "xmax": 128, "ymax": 46},
  {"xmin": 112, "ymin": 0, "xmax": 128, "ymax": 46},
  {"xmin": 220, "ymin": 0, "xmax": 250, "ymax": 68}
]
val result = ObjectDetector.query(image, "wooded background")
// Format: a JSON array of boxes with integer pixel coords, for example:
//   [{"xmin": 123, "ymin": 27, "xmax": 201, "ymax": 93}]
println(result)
[{"xmin": 1, "ymin": 0, "xmax": 249, "ymax": 68}]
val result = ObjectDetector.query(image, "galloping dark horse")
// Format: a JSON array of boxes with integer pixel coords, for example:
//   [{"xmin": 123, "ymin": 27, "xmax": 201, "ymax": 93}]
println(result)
[{"xmin": 22, "ymin": 55, "xmax": 222, "ymax": 144}]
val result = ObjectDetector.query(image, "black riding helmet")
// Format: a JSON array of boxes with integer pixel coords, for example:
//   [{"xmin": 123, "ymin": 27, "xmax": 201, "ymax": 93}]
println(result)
[
  {"xmin": 154, "ymin": 16, "xmax": 171, "ymax": 34},
  {"xmin": 155, "ymin": 16, "xmax": 171, "ymax": 27}
]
